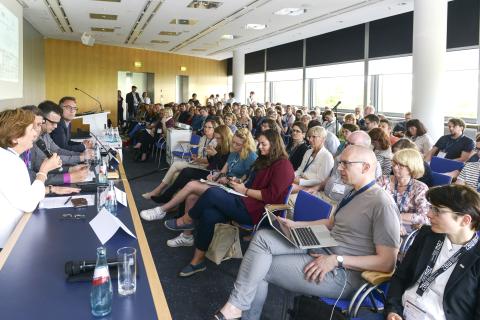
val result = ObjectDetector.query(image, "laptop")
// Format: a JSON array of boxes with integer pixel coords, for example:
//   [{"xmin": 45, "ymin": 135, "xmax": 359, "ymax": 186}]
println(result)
[{"xmin": 266, "ymin": 211, "xmax": 338, "ymax": 249}]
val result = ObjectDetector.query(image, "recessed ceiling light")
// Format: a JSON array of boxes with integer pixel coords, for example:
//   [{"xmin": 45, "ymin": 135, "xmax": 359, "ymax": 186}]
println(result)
[
  {"xmin": 91, "ymin": 27, "xmax": 114, "ymax": 32},
  {"xmin": 90, "ymin": 13, "xmax": 118, "ymax": 20},
  {"xmin": 245, "ymin": 23, "xmax": 267, "ymax": 30},
  {"xmin": 397, "ymin": 2, "xmax": 407, "ymax": 5},
  {"xmin": 159, "ymin": 31, "xmax": 181, "ymax": 36},
  {"xmin": 221, "ymin": 34, "xmax": 238, "ymax": 40},
  {"xmin": 274, "ymin": 8, "xmax": 306, "ymax": 16},
  {"xmin": 151, "ymin": 40, "xmax": 170, "ymax": 44},
  {"xmin": 192, "ymin": 48, "xmax": 207, "ymax": 52},
  {"xmin": 170, "ymin": 19, "xmax": 198, "ymax": 25}
]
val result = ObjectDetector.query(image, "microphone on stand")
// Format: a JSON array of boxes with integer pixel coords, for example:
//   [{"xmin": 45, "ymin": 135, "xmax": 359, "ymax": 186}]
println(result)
[
  {"xmin": 36, "ymin": 139, "xmax": 63, "ymax": 172},
  {"xmin": 74, "ymin": 87, "xmax": 103, "ymax": 112}
]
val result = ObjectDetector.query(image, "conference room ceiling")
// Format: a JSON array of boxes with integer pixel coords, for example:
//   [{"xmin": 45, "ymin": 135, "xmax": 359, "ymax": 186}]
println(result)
[{"xmin": 21, "ymin": 0, "xmax": 414, "ymax": 60}]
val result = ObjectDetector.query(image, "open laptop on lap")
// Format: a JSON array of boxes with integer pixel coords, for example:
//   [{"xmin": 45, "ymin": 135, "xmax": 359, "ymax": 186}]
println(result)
[{"xmin": 266, "ymin": 211, "xmax": 338, "ymax": 249}]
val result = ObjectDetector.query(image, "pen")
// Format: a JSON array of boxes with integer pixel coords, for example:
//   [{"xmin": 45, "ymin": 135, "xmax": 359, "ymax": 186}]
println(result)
[{"xmin": 64, "ymin": 196, "xmax": 73, "ymax": 205}]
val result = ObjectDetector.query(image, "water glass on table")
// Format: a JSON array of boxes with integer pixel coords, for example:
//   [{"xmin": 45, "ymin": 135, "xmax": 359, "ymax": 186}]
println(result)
[
  {"xmin": 117, "ymin": 247, "xmax": 137, "ymax": 296},
  {"xmin": 96, "ymin": 186, "xmax": 108, "ymax": 212}
]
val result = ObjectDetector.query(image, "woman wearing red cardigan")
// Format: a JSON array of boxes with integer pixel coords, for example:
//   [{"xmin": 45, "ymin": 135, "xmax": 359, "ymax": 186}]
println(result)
[{"xmin": 178, "ymin": 129, "xmax": 294, "ymax": 277}]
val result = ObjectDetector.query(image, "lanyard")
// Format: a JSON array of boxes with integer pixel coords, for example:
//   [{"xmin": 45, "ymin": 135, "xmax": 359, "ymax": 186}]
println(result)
[
  {"xmin": 334, "ymin": 180, "xmax": 376, "ymax": 216},
  {"xmin": 416, "ymin": 233, "xmax": 478, "ymax": 296},
  {"xmin": 302, "ymin": 151, "xmax": 317, "ymax": 173},
  {"xmin": 393, "ymin": 178, "xmax": 413, "ymax": 213},
  {"xmin": 202, "ymin": 138, "xmax": 213, "ymax": 158},
  {"xmin": 227, "ymin": 153, "xmax": 240, "ymax": 176}
]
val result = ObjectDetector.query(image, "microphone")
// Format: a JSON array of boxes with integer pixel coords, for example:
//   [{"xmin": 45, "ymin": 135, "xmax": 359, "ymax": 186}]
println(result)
[
  {"xmin": 332, "ymin": 101, "xmax": 341, "ymax": 110},
  {"xmin": 65, "ymin": 259, "xmax": 119, "ymax": 276},
  {"xmin": 74, "ymin": 87, "xmax": 103, "ymax": 112},
  {"xmin": 36, "ymin": 139, "xmax": 63, "ymax": 172}
]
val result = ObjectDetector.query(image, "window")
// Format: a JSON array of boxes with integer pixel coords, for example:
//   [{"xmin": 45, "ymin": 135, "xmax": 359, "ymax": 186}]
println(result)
[
  {"xmin": 307, "ymin": 61, "xmax": 364, "ymax": 110},
  {"xmin": 245, "ymin": 73, "xmax": 265, "ymax": 104},
  {"xmin": 444, "ymin": 49, "xmax": 478, "ymax": 119},
  {"xmin": 369, "ymin": 56, "xmax": 412, "ymax": 114},
  {"xmin": 267, "ymin": 69, "xmax": 303, "ymax": 105}
]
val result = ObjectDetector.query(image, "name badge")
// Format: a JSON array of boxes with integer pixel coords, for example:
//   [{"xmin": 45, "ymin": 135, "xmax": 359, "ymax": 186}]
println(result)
[
  {"xmin": 332, "ymin": 183, "xmax": 346, "ymax": 195},
  {"xmin": 437, "ymin": 151, "xmax": 447, "ymax": 158},
  {"xmin": 157, "ymin": 128, "xmax": 163, "ymax": 134},
  {"xmin": 404, "ymin": 300, "xmax": 427, "ymax": 320}
]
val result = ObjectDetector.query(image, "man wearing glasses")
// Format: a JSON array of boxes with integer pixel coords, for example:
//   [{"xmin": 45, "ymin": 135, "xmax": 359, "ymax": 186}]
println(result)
[
  {"xmin": 30, "ymin": 101, "xmax": 92, "ymax": 184},
  {"xmin": 51, "ymin": 96, "xmax": 94, "ymax": 153}
]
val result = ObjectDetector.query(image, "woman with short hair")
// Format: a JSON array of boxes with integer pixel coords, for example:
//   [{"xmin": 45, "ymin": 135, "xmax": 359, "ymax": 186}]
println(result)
[
  {"xmin": 386, "ymin": 184, "xmax": 480, "ymax": 320},
  {"xmin": 0, "ymin": 109, "xmax": 62, "ymax": 248},
  {"xmin": 377, "ymin": 148, "xmax": 430, "ymax": 235}
]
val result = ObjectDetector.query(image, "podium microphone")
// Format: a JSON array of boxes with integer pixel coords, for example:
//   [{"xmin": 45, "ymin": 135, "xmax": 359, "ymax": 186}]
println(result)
[
  {"xmin": 36, "ymin": 139, "xmax": 63, "ymax": 172},
  {"xmin": 74, "ymin": 87, "xmax": 103, "ymax": 112},
  {"xmin": 332, "ymin": 101, "xmax": 341, "ymax": 110}
]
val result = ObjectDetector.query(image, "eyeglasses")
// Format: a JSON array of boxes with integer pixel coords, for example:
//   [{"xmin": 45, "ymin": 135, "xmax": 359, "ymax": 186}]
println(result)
[
  {"xmin": 430, "ymin": 206, "xmax": 460, "ymax": 217},
  {"xmin": 308, "ymin": 135, "xmax": 322, "ymax": 139},
  {"xmin": 338, "ymin": 160, "xmax": 366, "ymax": 167},
  {"xmin": 45, "ymin": 118, "xmax": 60, "ymax": 125},
  {"xmin": 63, "ymin": 105, "xmax": 78, "ymax": 112}
]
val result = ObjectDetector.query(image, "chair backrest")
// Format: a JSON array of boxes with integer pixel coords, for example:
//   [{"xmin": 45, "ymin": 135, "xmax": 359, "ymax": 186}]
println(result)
[
  {"xmin": 430, "ymin": 156, "xmax": 464, "ymax": 173},
  {"xmin": 430, "ymin": 172, "xmax": 453, "ymax": 186},
  {"xmin": 277, "ymin": 185, "xmax": 294, "ymax": 218},
  {"xmin": 190, "ymin": 134, "xmax": 201, "ymax": 155},
  {"xmin": 293, "ymin": 190, "xmax": 332, "ymax": 221}
]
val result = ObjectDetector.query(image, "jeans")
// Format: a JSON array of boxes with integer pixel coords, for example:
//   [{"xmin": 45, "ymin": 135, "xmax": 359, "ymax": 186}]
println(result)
[
  {"xmin": 188, "ymin": 188, "xmax": 253, "ymax": 251},
  {"xmin": 227, "ymin": 229, "xmax": 364, "ymax": 320}
]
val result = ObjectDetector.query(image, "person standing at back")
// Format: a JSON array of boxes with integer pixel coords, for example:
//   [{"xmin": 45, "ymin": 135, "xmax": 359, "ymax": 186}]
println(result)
[{"xmin": 126, "ymin": 86, "xmax": 141, "ymax": 120}]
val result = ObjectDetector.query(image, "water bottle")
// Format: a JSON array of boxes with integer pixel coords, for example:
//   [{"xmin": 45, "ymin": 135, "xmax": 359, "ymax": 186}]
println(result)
[
  {"xmin": 95, "ymin": 145, "xmax": 101, "ymax": 165},
  {"xmin": 90, "ymin": 246, "xmax": 113, "ymax": 317},
  {"xmin": 105, "ymin": 180, "xmax": 117, "ymax": 216},
  {"xmin": 98, "ymin": 159, "xmax": 108, "ymax": 184}
]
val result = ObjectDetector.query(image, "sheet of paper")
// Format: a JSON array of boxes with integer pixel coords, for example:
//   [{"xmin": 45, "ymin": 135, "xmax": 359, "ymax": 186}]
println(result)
[
  {"xmin": 83, "ymin": 170, "xmax": 95, "ymax": 182},
  {"xmin": 39, "ymin": 194, "xmax": 95, "ymax": 209},
  {"xmin": 89, "ymin": 208, "xmax": 136, "ymax": 244},
  {"xmin": 114, "ymin": 187, "xmax": 128, "ymax": 207},
  {"xmin": 200, "ymin": 179, "xmax": 247, "ymax": 197}
]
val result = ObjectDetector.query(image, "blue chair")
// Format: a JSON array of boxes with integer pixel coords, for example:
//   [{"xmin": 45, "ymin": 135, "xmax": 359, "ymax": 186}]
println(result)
[
  {"xmin": 293, "ymin": 191, "xmax": 332, "ymax": 221},
  {"xmin": 430, "ymin": 156, "xmax": 464, "ymax": 173},
  {"xmin": 152, "ymin": 136, "xmax": 167, "ymax": 168},
  {"xmin": 431, "ymin": 172, "xmax": 453, "ymax": 186},
  {"xmin": 171, "ymin": 134, "xmax": 201, "ymax": 161}
]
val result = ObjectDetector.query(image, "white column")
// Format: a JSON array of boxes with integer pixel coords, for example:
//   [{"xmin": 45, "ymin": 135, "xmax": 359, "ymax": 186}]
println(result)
[
  {"xmin": 232, "ymin": 50, "xmax": 245, "ymax": 104},
  {"xmin": 411, "ymin": 0, "xmax": 448, "ymax": 141}
]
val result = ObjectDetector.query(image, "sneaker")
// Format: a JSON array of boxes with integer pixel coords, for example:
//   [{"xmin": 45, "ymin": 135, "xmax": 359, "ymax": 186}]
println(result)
[
  {"xmin": 167, "ymin": 233, "xmax": 194, "ymax": 247},
  {"xmin": 140, "ymin": 207, "xmax": 166, "ymax": 221},
  {"xmin": 178, "ymin": 262, "xmax": 206, "ymax": 277},
  {"xmin": 164, "ymin": 219, "xmax": 195, "ymax": 231},
  {"xmin": 142, "ymin": 192, "xmax": 152, "ymax": 200}
]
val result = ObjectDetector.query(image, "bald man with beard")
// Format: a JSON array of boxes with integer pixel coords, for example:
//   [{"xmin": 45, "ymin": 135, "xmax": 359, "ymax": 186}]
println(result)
[{"xmin": 214, "ymin": 145, "xmax": 401, "ymax": 320}]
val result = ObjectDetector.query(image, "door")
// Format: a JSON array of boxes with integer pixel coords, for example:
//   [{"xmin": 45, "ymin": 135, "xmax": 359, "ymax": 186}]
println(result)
[{"xmin": 176, "ymin": 75, "xmax": 189, "ymax": 103}]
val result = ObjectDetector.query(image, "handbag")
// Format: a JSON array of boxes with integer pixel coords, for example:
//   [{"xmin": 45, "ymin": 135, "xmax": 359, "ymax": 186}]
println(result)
[
  {"xmin": 206, "ymin": 223, "xmax": 243, "ymax": 265},
  {"xmin": 288, "ymin": 295, "xmax": 347, "ymax": 320}
]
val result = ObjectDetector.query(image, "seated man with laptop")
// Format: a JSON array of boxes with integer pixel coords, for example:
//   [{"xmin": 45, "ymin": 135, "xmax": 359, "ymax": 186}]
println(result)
[{"xmin": 213, "ymin": 145, "xmax": 401, "ymax": 320}]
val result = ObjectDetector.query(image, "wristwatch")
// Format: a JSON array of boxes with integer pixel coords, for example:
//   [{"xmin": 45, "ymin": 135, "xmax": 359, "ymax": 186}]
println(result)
[
  {"xmin": 336, "ymin": 255, "xmax": 344, "ymax": 268},
  {"xmin": 48, "ymin": 185, "xmax": 53, "ymax": 194}
]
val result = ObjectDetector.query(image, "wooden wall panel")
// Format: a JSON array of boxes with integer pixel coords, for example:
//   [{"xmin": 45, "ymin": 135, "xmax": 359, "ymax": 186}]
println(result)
[{"xmin": 45, "ymin": 39, "xmax": 228, "ymax": 124}]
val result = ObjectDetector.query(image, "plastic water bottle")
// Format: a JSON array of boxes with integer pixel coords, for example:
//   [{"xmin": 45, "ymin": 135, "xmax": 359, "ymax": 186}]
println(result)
[
  {"xmin": 105, "ymin": 180, "xmax": 117, "ymax": 215},
  {"xmin": 90, "ymin": 246, "xmax": 113, "ymax": 317}
]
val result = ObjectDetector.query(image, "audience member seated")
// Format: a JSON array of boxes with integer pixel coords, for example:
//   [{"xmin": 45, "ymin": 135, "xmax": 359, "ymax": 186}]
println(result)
[
  {"xmin": 223, "ymin": 112, "xmax": 238, "ymax": 134},
  {"xmin": 281, "ymin": 105, "xmax": 295, "ymax": 135},
  {"xmin": 455, "ymin": 134, "xmax": 480, "ymax": 191},
  {"xmin": 300, "ymin": 114, "xmax": 312, "ymax": 128},
  {"xmin": 175, "ymin": 130, "xmax": 294, "ymax": 277},
  {"xmin": 369, "ymin": 127, "xmax": 393, "ymax": 176},
  {"xmin": 380, "ymin": 119, "xmax": 400, "ymax": 146},
  {"xmin": 377, "ymin": 148, "xmax": 430, "ymax": 235},
  {"xmin": 286, "ymin": 121, "xmax": 309, "ymax": 171},
  {"xmin": 214, "ymin": 145, "xmax": 400, "ymax": 320},
  {"xmin": 308, "ymin": 120, "xmax": 339, "ymax": 155},
  {"xmin": 392, "ymin": 111, "xmax": 412, "ymax": 136},
  {"xmin": 251, "ymin": 108, "xmax": 265, "ymax": 135},
  {"xmin": 191, "ymin": 107, "xmax": 208, "ymax": 134},
  {"xmin": 51, "ymin": 96, "xmax": 93, "ymax": 152},
  {"xmin": 392, "ymin": 139, "xmax": 434, "ymax": 187},
  {"xmin": 424, "ymin": 118, "xmax": 474, "ymax": 163},
  {"xmin": 142, "ymin": 119, "xmax": 217, "ymax": 200},
  {"xmin": 236, "ymin": 106, "xmax": 252, "ymax": 132},
  {"xmin": 0, "ymin": 109, "xmax": 62, "ymax": 249},
  {"xmin": 405, "ymin": 119, "xmax": 434, "ymax": 155},
  {"xmin": 358, "ymin": 105, "xmax": 375, "ymax": 130},
  {"xmin": 385, "ymin": 185, "xmax": 480, "ymax": 320},
  {"xmin": 307, "ymin": 131, "xmax": 379, "ymax": 211},
  {"xmin": 291, "ymin": 126, "xmax": 333, "ymax": 195},
  {"xmin": 255, "ymin": 118, "xmax": 281, "ymax": 139},
  {"xmin": 336, "ymin": 123, "xmax": 359, "ymax": 156},
  {"xmin": 322, "ymin": 110, "xmax": 339, "ymax": 135},
  {"xmin": 363, "ymin": 113, "xmax": 380, "ymax": 131},
  {"xmin": 354, "ymin": 106, "xmax": 363, "ymax": 126},
  {"xmin": 343, "ymin": 113, "xmax": 356, "ymax": 125}
]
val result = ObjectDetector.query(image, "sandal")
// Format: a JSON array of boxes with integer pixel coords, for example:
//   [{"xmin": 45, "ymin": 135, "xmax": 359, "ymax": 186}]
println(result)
[{"xmin": 212, "ymin": 311, "xmax": 241, "ymax": 320}]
